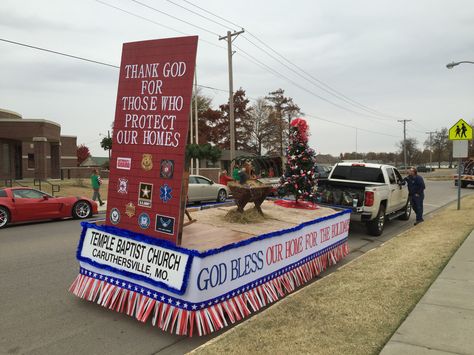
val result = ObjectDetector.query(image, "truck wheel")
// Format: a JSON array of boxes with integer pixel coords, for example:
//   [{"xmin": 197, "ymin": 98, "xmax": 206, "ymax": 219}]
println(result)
[
  {"xmin": 398, "ymin": 200, "xmax": 411, "ymax": 220},
  {"xmin": 367, "ymin": 205, "xmax": 386, "ymax": 236}
]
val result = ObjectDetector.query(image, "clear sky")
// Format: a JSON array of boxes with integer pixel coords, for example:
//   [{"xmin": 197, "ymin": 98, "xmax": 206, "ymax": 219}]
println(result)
[{"xmin": 1, "ymin": 0, "xmax": 473, "ymax": 157}]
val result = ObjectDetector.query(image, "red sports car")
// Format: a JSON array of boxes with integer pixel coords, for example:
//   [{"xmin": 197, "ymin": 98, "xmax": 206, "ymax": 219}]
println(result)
[{"xmin": 0, "ymin": 187, "xmax": 98, "ymax": 228}]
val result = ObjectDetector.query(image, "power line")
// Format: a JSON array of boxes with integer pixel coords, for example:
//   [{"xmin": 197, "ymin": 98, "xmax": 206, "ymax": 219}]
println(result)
[
  {"xmin": 107, "ymin": 0, "xmax": 409, "ymax": 127},
  {"xmin": 179, "ymin": 0, "xmax": 242, "ymax": 29},
  {"xmin": 160, "ymin": 1, "xmax": 409, "ymax": 126},
  {"xmin": 0, "ymin": 38, "xmax": 119, "ymax": 68},
  {"xmin": 96, "ymin": 0, "xmax": 225, "ymax": 50},
  {"xmin": 240, "ymin": 34, "xmax": 398, "ymax": 123},
  {"xmin": 305, "ymin": 113, "xmax": 400, "ymax": 138},
  {"xmin": 173, "ymin": 1, "xmax": 408, "ymax": 122},
  {"xmin": 129, "ymin": 0, "xmax": 220, "ymax": 36},
  {"xmin": 0, "ymin": 37, "xmax": 228, "ymax": 93},
  {"xmin": 1, "ymin": 35, "xmax": 398, "ymax": 141},
  {"xmin": 162, "ymin": 0, "xmax": 235, "ymax": 31},
  {"xmin": 244, "ymin": 31, "xmax": 408, "ymax": 121},
  {"xmin": 233, "ymin": 44, "xmax": 400, "ymax": 130}
]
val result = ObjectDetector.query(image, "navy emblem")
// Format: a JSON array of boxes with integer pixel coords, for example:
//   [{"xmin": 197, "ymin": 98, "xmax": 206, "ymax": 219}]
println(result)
[
  {"xmin": 110, "ymin": 208, "xmax": 120, "ymax": 225},
  {"xmin": 159, "ymin": 184, "xmax": 172, "ymax": 203},
  {"xmin": 155, "ymin": 214, "xmax": 175, "ymax": 235},
  {"xmin": 160, "ymin": 159, "xmax": 174, "ymax": 179},
  {"xmin": 138, "ymin": 212, "xmax": 151, "ymax": 229},
  {"xmin": 138, "ymin": 182, "xmax": 153, "ymax": 208}
]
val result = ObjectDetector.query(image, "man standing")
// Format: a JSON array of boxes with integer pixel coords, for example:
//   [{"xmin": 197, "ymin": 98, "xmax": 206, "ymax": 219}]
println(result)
[
  {"xmin": 406, "ymin": 167, "xmax": 425, "ymax": 225},
  {"xmin": 91, "ymin": 168, "xmax": 105, "ymax": 206}
]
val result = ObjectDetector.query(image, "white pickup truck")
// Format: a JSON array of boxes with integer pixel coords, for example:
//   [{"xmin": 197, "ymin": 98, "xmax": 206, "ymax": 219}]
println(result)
[{"xmin": 316, "ymin": 162, "xmax": 411, "ymax": 236}]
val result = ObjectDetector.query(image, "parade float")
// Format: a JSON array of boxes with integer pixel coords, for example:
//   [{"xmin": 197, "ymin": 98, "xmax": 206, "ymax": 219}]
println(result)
[{"xmin": 69, "ymin": 36, "xmax": 350, "ymax": 336}]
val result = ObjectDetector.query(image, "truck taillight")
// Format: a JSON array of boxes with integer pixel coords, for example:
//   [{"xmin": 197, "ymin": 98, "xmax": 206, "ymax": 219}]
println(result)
[{"xmin": 365, "ymin": 191, "xmax": 374, "ymax": 206}]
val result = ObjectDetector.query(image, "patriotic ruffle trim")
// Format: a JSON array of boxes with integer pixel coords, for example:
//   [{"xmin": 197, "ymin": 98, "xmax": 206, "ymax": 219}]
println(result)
[{"xmin": 69, "ymin": 241, "xmax": 348, "ymax": 336}]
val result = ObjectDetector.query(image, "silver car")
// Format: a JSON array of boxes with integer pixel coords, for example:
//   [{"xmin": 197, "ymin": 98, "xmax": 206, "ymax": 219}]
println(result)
[{"xmin": 188, "ymin": 175, "xmax": 230, "ymax": 203}]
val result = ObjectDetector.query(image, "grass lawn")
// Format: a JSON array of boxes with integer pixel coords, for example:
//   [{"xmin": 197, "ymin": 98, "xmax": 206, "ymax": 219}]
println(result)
[
  {"xmin": 192, "ymin": 195, "xmax": 474, "ymax": 355},
  {"xmin": 1, "ymin": 179, "xmax": 109, "ymax": 200}
]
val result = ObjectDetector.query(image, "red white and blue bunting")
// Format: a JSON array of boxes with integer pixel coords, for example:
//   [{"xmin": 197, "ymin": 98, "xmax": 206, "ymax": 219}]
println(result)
[
  {"xmin": 70, "ymin": 209, "xmax": 350, "ymax": 336},
  {"xmin": 70, "ymin": 240, "xmax": 348, "ymax": 336}
]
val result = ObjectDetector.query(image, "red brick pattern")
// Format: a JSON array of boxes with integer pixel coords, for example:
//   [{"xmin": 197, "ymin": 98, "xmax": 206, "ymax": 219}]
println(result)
[{"xmin": 106, "ymin": 36, "xmax": 198, "ymax": 244}]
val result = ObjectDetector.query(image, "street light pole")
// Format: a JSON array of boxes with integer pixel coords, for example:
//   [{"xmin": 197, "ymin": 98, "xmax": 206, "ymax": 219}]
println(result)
[
  {"xmin": 446, "ymin": 61, "xmax": 474, "ymax": 69},
  {"xmin": 445, "ymin": 60, "xmax": 473, "ymax": 210}
]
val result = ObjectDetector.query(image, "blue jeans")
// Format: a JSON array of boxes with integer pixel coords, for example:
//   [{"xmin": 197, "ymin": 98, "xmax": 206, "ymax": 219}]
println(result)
[
  {"xmin": 411, "ymin": 193, "xmax": 424, "ymax": 222},
  {"xmin": 92, "ymin": 188, "xmax": 103, "ymax": 204}
]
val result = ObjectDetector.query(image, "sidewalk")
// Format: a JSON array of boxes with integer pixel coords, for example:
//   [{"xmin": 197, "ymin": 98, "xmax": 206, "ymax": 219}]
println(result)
[
  {"xmin": 381, "ymin": 229, "xmax": 474, "ymax": 354},
  {"xmin": 97, "ymin": 200, "xmax": 107, "ymax": 214}
]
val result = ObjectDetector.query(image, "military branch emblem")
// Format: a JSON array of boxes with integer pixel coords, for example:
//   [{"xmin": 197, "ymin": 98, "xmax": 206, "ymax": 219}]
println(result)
[
  {"xmin": 138, "ymin": 212, "xmax": 151, "ymax": 229},
  {"xmin": 155, "ymin": 214, "xmax": 175, "ymax": 235},
  {"xmin": 159, "ymin": 184, "xmax": 172, "ymax": 203},
  {"xmin": 138, "ymin": 182, "xmax": 153, "ymax": 208},
  {"xmin": 141, "ymin": 153, "xmax": 153, "ymax": 171},
  {"xmin": 117, "ymin": 178, "xmax": 128, "ymax": 194},
  {"xmin": 125, "ymin": 202, "xmax": 136, "ymax": 217},
  {"xmin": 110, "ymin": 208, "xmax": 120, "ymax": 225},
  {"xmin": 160, "ymin": 159, "xmax": 174, "ymax": 179}
]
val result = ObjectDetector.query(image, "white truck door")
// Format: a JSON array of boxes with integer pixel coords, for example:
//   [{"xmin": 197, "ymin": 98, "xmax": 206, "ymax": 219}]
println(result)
[{"xmin": 387, "ymin": 168, "xmax": 405, "ymax": 212}]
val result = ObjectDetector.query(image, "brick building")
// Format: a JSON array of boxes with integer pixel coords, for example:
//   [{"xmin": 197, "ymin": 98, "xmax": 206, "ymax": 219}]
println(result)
[{"xmin": 0, "ymin": 108, "xmax": 77, "ymax": 180}]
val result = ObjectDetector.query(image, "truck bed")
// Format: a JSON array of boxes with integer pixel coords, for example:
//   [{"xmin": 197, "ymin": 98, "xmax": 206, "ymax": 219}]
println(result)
[{"xmin": 316, "ymin": 179, "xmax": 381, "ymax": 207}]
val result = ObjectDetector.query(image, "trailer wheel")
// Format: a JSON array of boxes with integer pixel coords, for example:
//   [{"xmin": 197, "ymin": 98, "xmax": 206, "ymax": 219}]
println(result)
[
  {"xmin": 367, "ymin": 205, "xmax": 386, "ymax": 236},
  {"xmin": 461, "ymin": 181, "xmax": 468, "ymax": 188}
]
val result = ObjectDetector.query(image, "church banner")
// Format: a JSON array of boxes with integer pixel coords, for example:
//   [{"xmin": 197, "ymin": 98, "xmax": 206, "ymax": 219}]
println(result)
[{"xmin": 106, "ymin": 36, "xmax": 198, "ymax": 244}]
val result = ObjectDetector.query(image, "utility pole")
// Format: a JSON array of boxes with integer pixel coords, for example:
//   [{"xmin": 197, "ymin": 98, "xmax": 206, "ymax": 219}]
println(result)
[
  {"xmin": 107, "ymin": 130, "xmax": 111, "ymax": 161},
  {"xmin": 398, "ymin": 119, "xmax": 412, "ymax": 169},
  {"xmin": 355, "ymin": 128, "xmax": 358, "ymax": 160},
  {"xmin": 194, "ymin": 70, "xmax": 199, "ymax": 175},
  {"xmin": 426, "ymin": 131, "xmax": 436, "ymax": 172},
  {"xmin": 219, "ymin": 29, "xmax": 244, "ymax": 164}
]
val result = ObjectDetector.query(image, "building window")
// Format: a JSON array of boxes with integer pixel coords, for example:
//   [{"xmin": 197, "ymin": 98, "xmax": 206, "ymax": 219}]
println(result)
[
  {"xmin": 2, "ymin": 144, "xmax": 10, "ymax": 174},
  {"xmin": 28, "ymin": 154, "xmax": 35, "ymax": 169}
]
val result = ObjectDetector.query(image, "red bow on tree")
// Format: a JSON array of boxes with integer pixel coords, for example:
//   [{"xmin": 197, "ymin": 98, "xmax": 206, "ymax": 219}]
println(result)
[{"xmin": 290, "ymin": 118, "xmax": 309, "ymax": 142}]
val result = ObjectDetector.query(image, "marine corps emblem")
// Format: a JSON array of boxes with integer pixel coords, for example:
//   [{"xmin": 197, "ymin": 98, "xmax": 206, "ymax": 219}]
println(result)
[
  {"xmin": 141, "ymin": 153, "xmax": 153, "ymax": 171},
  {"xmin": 125, "ymin": 202, "xmax": 136, "ymax": 217}
]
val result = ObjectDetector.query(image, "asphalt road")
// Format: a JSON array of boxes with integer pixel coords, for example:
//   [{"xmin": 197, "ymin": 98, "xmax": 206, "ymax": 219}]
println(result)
[{"xmin": 0, "ymin": 179, "xmax": 472, "ymax": 355}]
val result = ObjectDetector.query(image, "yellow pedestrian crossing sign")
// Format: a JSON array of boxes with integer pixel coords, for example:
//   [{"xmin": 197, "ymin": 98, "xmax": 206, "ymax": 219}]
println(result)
[{"xmin": 449, "ymin": 119, "xmax": 472, "ymax": 140}]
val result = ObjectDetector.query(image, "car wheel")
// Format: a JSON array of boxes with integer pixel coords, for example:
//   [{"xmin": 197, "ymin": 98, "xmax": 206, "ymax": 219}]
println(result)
[
  {"xmin": 367, "ymin": 205, "xmax": 386, "ymax": 236},
  {"xmin": 0, "ymin": 206, "xmax": 10, "ymax": 228},
  {"xmin": 73, "ymin": 201, "xmax": 92, "ymax": 219},
  {"xmin": 217, "ymin": 189, "xmax": 227, "ymax": 203},
  {"xmin": 398, "ymin": 200, "xmax": 411, "ymax": 220}
]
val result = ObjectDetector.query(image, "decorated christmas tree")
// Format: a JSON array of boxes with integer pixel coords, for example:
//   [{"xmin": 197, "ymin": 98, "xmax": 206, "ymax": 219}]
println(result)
[{"xmin": 278, "ymin": 118, "xmax": 317, "ymax": 203}]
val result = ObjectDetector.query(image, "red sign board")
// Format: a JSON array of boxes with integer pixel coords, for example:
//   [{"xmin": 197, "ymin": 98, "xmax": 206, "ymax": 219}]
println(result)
[{"xmin": 106, "ymin": 36, "xmax": 198, "ymax": 244}]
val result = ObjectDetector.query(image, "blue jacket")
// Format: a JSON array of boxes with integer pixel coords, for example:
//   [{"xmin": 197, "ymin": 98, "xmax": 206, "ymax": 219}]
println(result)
[{"xmin": 406, "ymin": 175, "xmax": 425, "ymax": 196}]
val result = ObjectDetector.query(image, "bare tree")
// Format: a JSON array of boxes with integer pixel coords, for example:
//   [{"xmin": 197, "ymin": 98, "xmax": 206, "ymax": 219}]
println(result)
[{"xmin": 247, "ymin": 98, "xmax": 273, "ymax": 155}]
